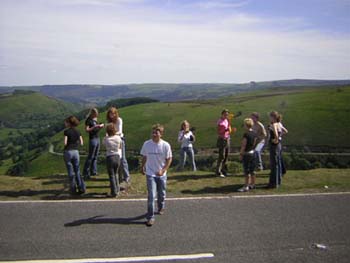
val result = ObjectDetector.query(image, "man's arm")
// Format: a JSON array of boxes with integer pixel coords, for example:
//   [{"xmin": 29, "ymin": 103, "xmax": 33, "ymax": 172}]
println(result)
[
  {"xmin": 141, "ymin": 156, "xmax": 147, "ymax": 175},
  {"xmin": 157, "ymin": 157, "xmax": 172, "ymax": 176}
]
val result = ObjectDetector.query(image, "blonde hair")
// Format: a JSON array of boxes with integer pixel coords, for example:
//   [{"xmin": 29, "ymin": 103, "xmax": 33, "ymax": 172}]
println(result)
[
  {"xmin": 180, "ymin": 120, "xmax": 190, "ymax": 131},
  {"xmin": 106, "ymin": 123, "xmax": 117, "ymax": 136},
  {"xmin": 106, "ymin": 107, "xmax": 119, "ymax": 123},
  {"xmin": 152, "ymin": 123, "xmax": 164, "ymax": 134},
  {"xmin": 88, "ymin": 108, "xmax": 98, "ymax": 119},
  {"xmin": 244, "ymin": 118, "xmax": 254, "ymax": 129}
]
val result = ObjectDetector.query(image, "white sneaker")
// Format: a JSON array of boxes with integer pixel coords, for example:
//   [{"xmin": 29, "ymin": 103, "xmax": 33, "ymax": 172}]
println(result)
[
  {"xmin": 238, "ymin": 186, "xmax": 250, "ymax": 192},
  {"xmin": 219, "ymin": 173, "xmax": 225, "ymax": 178}
]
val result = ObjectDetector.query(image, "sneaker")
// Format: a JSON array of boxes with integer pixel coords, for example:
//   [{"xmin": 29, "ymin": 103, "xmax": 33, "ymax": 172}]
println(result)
[
  {"xmin": 146, "ymin": 218, "xmax": 155, "ymax": 227},
  {"xmin": 219, "ymin": 173, "xmax": 225, "ymax": 178},
  {"xmin": 238, "ymin": 186, "xmax": 250, "ymax": 192},
  {"xmin": 249, "ymin": 185, "xmax": 256, "ymax": 190},
  {"xmin": 158, "ymin": 209, "xmax": 165, "ymax": 215}
]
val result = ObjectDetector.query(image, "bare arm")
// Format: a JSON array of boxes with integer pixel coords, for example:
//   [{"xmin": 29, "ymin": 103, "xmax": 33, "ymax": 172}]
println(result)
[
  {"xmin": 157, "ymin": 157, "xmax": 173, "ymax": 176},
  {"xmin": 239, "ymin": 138, "xmax": 247, "ymax": 160},
  {"xmin": 141, "ymin": 156, "xmax": 147, "ymax": 175},
  {"xmin": 273, "ymin": 123, "xmax": 279, "ymax": 144},
  {"xmin": 64, "ymin": 136, "xmax": 68, "ymax": 146},
  {"xmin": 80, "ymin": 136, "xmax": 84, "ymax": 146},
  {"xmin": 282, "ymin": 126, "xmax": 288, "ymax": 134}
]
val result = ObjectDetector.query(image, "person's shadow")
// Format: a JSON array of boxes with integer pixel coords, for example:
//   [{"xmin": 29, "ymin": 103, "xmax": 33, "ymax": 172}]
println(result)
[{"xmin": 64, "ymin": 214, "xmax": 147, "ymax": 227}]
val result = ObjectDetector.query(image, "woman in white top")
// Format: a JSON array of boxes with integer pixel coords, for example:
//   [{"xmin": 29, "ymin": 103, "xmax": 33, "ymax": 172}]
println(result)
[
  {"xmin": 103, "ymin": 123, "xmax": 122, "ymax": 197},
  {"xmin": 177, "ymin": 120, "xmax": 197, "ymax": 171},
  {"xmin": 106, "ymin": 107, "xmax": 130, "ymax": 184}
]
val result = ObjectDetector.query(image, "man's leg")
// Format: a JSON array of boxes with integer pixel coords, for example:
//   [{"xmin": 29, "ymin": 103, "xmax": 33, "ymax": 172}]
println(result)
[
  {"xmin": 146, "ymin": 176, "xmax": 157, "ymax": 220},
  {"xmin": 156, "ymin": 176, "xmax": 167, "ymax": 213}
]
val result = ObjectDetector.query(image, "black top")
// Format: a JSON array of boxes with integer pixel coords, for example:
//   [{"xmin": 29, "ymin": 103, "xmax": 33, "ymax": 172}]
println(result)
[
  {"xmin": 64, "ymin": 128, "xmax": 81, "ymax": 150},
  {"xmin": 268, "ymin": 124, "xmax": 281, "ymax": 144},
  {"xmin": 243, "ymin": 130, "xmax": 257, "ymax": 152},
  {"xmin": 85, "ymin": 117, "xmax": 100, "ymax": 139}
]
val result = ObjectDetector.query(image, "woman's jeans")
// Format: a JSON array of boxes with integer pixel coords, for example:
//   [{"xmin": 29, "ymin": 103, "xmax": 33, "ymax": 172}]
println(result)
[
  {"xmin": 64, "ymin": 150, "xmax": 85, "ymax": 193},
  {"xmin": 269, "ymin": 142, "xmax": 282, "ymax": 187},
  {"xmin": 106, "ymin": 155, "xmax": 121, "ymax": 195},
  {"xmin": 179, "ymin": 147, "xmax": 197, "ymax": 171},
  {"xmin": 83, "ymin": 137, "xmax": 100, "ymax": 178},
  {"xmin": 216, "ymin": 137, "xmax": 229, "ymax": 175},
  {"xmin": 146, "ymin": 175, "xmax": 166, "ymax": 220},
  {"xmin": 118, "ymin": 138, "xmax": 130, "ymax": 183},
  {"xmin": 254, "ymin": 140, "xmax": 265, "ymax": 170}
]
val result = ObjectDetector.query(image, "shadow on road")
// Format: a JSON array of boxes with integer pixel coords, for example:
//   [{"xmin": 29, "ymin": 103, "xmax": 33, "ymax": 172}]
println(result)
[
  {"xmin": 181, "ymin": 183, "xmax": 268, "ymax": 194},
  {"xmin": 64, "ymin": 214, "xmax": 147, "ymax": 227}
]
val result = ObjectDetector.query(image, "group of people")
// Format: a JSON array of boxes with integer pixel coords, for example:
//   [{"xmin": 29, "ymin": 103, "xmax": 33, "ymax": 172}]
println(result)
[
  {"xmin": 215, "ymin": 109, "xmax": 288, "ymax": 192},
  {"xmin": 63, "ymin": 107, "xmax": 287, "ymax": 226}
]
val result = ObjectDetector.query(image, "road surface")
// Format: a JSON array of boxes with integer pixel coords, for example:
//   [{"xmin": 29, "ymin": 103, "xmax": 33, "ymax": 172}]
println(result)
[{"xmin": 0, "ymin": 193, "xmax": 349, "ymax": 262}]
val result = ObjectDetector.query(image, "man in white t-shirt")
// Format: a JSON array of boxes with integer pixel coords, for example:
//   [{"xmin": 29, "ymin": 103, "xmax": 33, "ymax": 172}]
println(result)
[{"xmin": 141, "ymin": 124, "xmax": 172, "ymax": 227}]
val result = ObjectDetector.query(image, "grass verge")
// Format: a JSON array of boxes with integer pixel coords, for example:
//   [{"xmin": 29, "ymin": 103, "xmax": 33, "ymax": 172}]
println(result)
[{"xmin": 0, "ymin": 169, "xmax": 349, "ymax": 200}]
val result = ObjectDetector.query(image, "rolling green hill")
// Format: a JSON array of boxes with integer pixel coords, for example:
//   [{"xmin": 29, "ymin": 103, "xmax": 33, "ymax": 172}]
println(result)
[
  {"xmin": 0, "ymin": 90, "xmax": 81, "ymax": 129},
  {"xmin": 50, "ymin": 86, "xmax": 350, "ymax": 153}
]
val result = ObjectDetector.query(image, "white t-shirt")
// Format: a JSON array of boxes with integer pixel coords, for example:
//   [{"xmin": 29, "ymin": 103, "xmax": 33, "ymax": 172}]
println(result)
[
  {"xmin": 114, "ymin": 117, "xmax": 124, "ymax": 138},
  {"xmin": 178, "ymin": 130, "xmax": 194, "ymax": 148},
  {"xmin": 140, "ymin": 139, "xmax": 172, "ymax": 177},
  {"xmin": 103, "ymin": 135, "xmax": 122, "ymax": 157}
]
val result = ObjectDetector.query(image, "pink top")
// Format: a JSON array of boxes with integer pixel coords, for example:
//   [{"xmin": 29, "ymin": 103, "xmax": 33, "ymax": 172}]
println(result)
[{"xmin": 217, "ymin": 118, "xmax": 230, "ymax": 139}]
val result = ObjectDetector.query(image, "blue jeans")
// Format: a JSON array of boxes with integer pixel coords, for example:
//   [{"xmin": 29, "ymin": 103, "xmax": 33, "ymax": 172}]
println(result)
[
  {"xmin": 179, "ymin": 147, "xmax": 197, "ymax": 171},
  {"xmin": 64, "ymin": 150, "xmax": 85, "ymax": 193},
  {"xmin": 254, "ymin": 140, "xmax": 265, "ymax": 170},
  {"xmin": 146, "ymin": 175, "xmax": 167, "ymax": 220},
  {"xmin": 118, "ymin": 138, "xmax": 130, "ymax": 183},
  {"xmin": 83, "ymin": 137, "xmax": 100, "ymax": 178},
  {"xmin": 269, "ymin": 143, "xmax": 282, "ymax": 187}
]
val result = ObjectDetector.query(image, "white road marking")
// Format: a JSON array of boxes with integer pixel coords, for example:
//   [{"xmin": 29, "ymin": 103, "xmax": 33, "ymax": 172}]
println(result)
[
  {"xmin": 0, "ymin": 253, "xmax": 214, "ymax": 263},
  {"xmin": 0, "ymin": 192, "xmax": 349, "ymax": 204}
]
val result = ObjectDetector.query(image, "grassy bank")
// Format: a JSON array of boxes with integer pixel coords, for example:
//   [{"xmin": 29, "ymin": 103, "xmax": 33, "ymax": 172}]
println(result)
[{"xmin": 0, "ymin": 169, "xmax": 349, "ymax": 200}]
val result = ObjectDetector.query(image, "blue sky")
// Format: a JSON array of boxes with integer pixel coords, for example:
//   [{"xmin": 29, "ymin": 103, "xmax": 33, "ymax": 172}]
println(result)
[{"xmin": 0, "ymin": 0, "xmax": 349, "ymax": 85}]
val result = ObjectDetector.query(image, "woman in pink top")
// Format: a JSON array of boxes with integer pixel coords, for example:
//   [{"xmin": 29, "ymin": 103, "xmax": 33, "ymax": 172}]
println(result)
[{"xmin": 216, "ymin": 109, "xmax": 231, "ymax": 177}]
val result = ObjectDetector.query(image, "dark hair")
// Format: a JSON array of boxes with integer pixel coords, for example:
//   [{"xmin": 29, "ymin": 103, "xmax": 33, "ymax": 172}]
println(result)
[
  {"xmin": 65, "ymin": 116, "xmax": 79, "ymax": 127},
  {"xmin": 269, "ymin": 111, "xmax": 279, "ymax": 122},
  {"xmin": 221, "ymin": 109, "xmax": 229, "ymax": 115},
  {"xmin": 251, "ymin": 112, "xmax": 260, "ymax": 120}
]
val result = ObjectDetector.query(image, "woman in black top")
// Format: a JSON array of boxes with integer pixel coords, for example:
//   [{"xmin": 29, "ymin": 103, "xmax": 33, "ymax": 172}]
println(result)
[
  {"xmin": 64, "ymin": 116, "xmax": 85, "ymax": 195},
  {"xmin": 82, "ymin": 108, "xmax": 104, "ymax": 179},
  {"xmin": 268, "ymin": 111, "xmax": 282, "ymax": 188}
]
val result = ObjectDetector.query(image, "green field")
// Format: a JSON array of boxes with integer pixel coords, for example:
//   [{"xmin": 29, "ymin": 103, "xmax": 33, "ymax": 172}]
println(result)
[
  {"xmin": 0, "ymin": 90, "xmax": 80, "ymax": 128},
  {"xmin": 51, "ymin": 86, "xmax": 350, "ymax": 152}
]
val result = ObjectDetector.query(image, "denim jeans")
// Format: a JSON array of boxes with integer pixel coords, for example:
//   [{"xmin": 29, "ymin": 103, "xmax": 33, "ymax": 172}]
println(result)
[
  {"xmin": 64, "ymin": 150, "xmax": 85, "ymax": 193},
  {"xmin": 216, "ymin": 137, "xmax": 229, "ymax": 175},
  {"xmin": 118, "ymin": 138, "xmax": 130, "ymax": 183},
  {"xmin": 179, "ymin": 147, "xmax": 197, "ymax": 171},
  {"xmin": 146, "ymin": 175, "xmax": 167, "ymax": 220},
  {"xmin": 83, "ymin": 137, "xmax": 100, "ymax": 178},
  {"xmin": 254, "ymin": 140, "xmax": 265, "ymax": 170},
  {"xmin": 106, "ymin": 155, "xmax": 121, "ymax": 195},
  {"xmin": 269, "ymin": 142, "xmax": 282, "ymax": 187}
]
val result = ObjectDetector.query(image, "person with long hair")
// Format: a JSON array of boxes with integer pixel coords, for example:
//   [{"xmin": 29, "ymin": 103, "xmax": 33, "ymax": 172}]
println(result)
[
  {"xmin": 216, "ymin": 109, "xmax": 231, "ymax": 177},
  {"xmin": 177, "ymin": 120, "xmax": 197, "ymax": 171},
  {"xmin": 106, "ymin": 107, "xmax": 130, "ymax": 185},
  {"xmin": 63, "ymin": 116, "xmax": 85, "ymax": 195},
  {"xmin": 83, "ymin": 108, "xmax": 104, "ymax": 179},
  {"xmin": 268, "ymin": 111, "xmax": 282, "ymax": 188},
  {"xmin": 277, "ymin": 114, "xmax": 288, "ymax": 175}
]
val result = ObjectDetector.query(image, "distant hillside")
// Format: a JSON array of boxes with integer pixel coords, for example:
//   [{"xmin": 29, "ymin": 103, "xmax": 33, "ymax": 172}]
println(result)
[
  {"xmin": 50, "ymin": 85, "xmax": 350, "ymax": 153},
  {"xmin": 1, "ymin": 79, "xmax": 349, "ymax": 105},
  {"xmin": 0, "ymin": 90, "xmax": 81, "ymax": 129}
]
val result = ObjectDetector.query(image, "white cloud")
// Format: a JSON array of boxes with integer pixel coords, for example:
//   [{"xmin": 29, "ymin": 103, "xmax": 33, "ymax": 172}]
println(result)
[
  {"xmin": 193, "ymin": 0, "xmax": 249, "ymax": 9},
  {"xmin": 0, "ymin": 0, "xmax": 349, "ymax": 85}
]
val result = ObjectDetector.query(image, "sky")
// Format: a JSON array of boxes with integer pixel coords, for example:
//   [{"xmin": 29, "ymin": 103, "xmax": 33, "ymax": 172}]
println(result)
[{"xmin": 0, "ymin": 0, "xmax": 350, "ymax": 86}]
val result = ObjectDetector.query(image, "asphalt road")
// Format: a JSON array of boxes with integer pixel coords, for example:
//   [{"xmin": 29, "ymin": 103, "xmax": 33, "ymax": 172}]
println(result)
[{"xmin": 0, "ymin": 194, "xmax": 349, "ymax": 263}]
